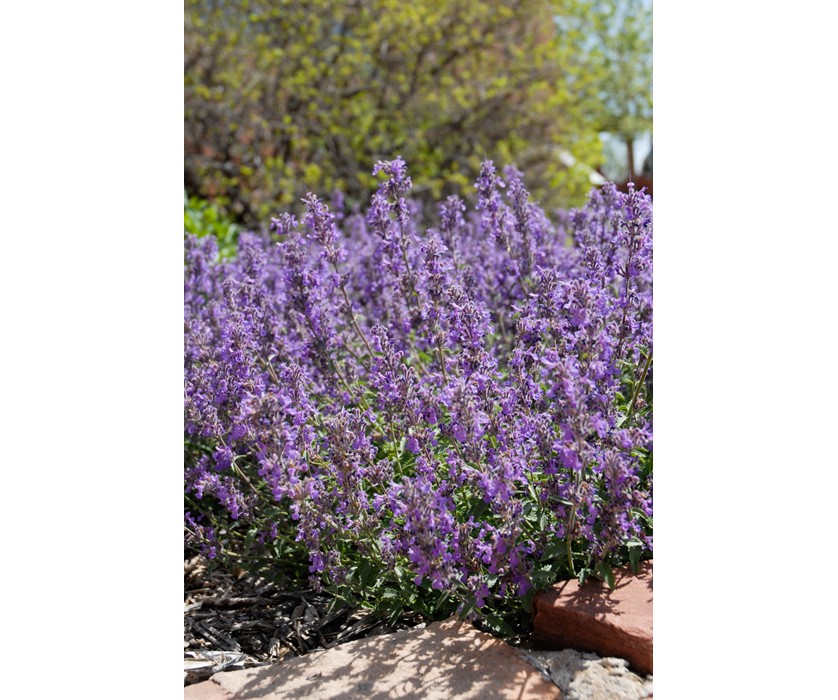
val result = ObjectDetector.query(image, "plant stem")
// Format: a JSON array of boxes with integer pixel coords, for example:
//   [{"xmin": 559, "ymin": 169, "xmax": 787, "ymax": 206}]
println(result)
[{"xmin": 626, "ymin": 351, "xmax": 652, "ymax": 422}]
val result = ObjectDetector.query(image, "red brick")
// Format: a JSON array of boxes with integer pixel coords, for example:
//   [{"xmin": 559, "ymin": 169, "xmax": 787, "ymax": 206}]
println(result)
[{"xmin": 532, "ymin": 560, "xmax": 653, "ymax": 675}]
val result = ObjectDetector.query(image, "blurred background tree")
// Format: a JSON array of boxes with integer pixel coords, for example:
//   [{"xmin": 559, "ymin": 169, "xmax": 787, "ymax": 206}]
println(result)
[
  {"xmin": 559, "ymin": 0, "xmax": 652, "ymax": 182},
  {"xmin": 185, "ymin": 0, "xmax": 651, "ymax": 227}
]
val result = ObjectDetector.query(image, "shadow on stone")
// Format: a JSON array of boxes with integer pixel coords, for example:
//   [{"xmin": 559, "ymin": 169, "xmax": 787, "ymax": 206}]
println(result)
[{"xmin": 202, "ymin": 618, "xmax": 560, "ymax": 699}]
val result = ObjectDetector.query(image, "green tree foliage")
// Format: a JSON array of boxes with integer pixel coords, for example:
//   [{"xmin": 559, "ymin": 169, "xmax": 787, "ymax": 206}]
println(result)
[
  {"xmin": 185, "ymin": 0, "xmax": 608, "ymax": 226},
  {"xmin": 560, "ymin": 0, "xmax": 652, "ymax": 181}
]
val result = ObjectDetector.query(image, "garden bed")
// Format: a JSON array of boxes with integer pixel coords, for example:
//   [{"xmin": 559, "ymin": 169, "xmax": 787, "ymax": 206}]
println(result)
[
  {"xmin": 184, "ymin": 159, "xmax": 653, "ymax": 687},
  {"xmin": 184, "ymin": 554, "xmax": 428, "ymax": 685}
]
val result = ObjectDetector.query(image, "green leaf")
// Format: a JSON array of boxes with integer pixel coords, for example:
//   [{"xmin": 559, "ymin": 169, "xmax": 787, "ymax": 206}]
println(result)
[
  {"xmin": 357, "ymin": 559, "xmax": 373, "ymax": 588},
  {"xmin": 529, "ymin": 567, "xmax": 557, "ymax": 590},
  {"xmin": 459, "ymin": 598, "xmax": 478, "ymax": 620},
  {"xmin": 626, "ymin": 540, "xmax": 643, "ymax": 574},
  {"xmin": 597, "ymin": 561, "xmax": 616, "ymax": 590},
  {"xmin": 387, "ymin": 604, "xmax": 404, "ymax": 627},
  {"xmin": 433, "ymin": 591, "xmax": 451, "ymax": 614},
  {"xmin": 541, "ymin": 542, "xmax": 566, "ymax": 563},
  {"xmin": 521, "ymin": 588, "xmax": 535, "ymax": 614},
  {"xmin": 481, "ymin": 613, "xmax": 514, "ymax": 637}
]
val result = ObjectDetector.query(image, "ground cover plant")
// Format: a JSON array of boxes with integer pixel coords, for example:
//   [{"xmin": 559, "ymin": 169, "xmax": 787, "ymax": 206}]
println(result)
[{"xmin": 184, "ymin": 158, "xmax": 652, "ymax": 636}]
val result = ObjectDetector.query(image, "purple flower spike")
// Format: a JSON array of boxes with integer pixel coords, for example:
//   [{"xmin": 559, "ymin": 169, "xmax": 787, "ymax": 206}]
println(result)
[{"xmin": 184, "ymin": 158, "xmax": 652, "ymax": 617}]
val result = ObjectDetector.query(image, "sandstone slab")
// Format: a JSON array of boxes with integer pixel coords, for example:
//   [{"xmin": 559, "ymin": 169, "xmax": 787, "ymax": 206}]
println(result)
[
  {"xmin": 532, "ymin": 560, "xmax": 652, "ymax": 676},
  {"xmin": 185, "ymin": 679, "xmax": 235, "ymax": 700},
  {"xmin": 521, "ymin": 649, "xmax": 653, "ymax": 700},
  {"xmin": 187, "ymin": 617, "xmax": 561, "ymax": 699}
]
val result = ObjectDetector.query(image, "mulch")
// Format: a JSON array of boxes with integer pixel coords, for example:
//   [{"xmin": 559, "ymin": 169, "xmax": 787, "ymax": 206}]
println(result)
[{"xmin": 184, "ymin": 554, "xmax": 428, "ymax": 686}]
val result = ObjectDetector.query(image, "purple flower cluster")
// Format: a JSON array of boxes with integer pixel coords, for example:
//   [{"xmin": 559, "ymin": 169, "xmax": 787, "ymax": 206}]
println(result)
[{"xmin": 185, "ymin": 158, "xmax": 652, "ymax": 610}]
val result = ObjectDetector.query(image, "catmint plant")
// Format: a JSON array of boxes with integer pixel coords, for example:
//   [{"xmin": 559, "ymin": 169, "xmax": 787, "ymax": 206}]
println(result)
[{"xmin": 184, "ymin": 157, "xmax": 652, "ymax": 632}]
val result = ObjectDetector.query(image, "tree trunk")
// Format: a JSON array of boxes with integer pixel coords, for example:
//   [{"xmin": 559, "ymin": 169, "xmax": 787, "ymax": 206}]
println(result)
[{"xmin": 625, "ymin": 136, "xmax": 635, "ymax": 183}]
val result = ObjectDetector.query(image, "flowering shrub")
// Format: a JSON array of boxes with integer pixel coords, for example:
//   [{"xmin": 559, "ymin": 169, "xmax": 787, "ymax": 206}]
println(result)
[{"xmin": 184, "ymin": 158, "xmax": 652, "ymax": 632}]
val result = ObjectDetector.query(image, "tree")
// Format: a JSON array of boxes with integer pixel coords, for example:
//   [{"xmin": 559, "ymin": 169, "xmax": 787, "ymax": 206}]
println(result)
[
  {"xmin": 185, "ymin": 0, "xmax": 608, "ymax": 226},
  {"xmin": 556, "ymin": 0, "xmax": 652, "ymax": 182}
]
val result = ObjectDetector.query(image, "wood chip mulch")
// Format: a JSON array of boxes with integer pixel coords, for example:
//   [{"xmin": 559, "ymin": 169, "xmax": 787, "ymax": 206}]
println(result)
[{"xmin": 184, "ymin": 554, "xmax": 427, "ymax": 686}]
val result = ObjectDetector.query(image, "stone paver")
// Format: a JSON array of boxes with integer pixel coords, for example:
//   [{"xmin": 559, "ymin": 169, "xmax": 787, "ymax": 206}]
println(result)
[
  {"xmin": 187, "ymin": 617, "xmax": 561, "ymax": 699},
  {"xmin": 185, "ymin": 678, "xmax": 235, "ymax": 700},
  {"xmin": 521, "ymin": 649, "xmax": 653, "ymax": 700},
  {"xmin": 532, "ymin": 560, "xmax": 653, "ymax": 676}
]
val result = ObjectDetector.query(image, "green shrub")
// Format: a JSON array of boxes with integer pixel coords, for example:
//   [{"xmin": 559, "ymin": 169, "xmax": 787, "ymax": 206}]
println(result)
[
  {"xmin": 185, "ymin": 0, "xmax": 607, "ymax": 226},
  {"xmin": 184, "ymin": 192, "xmax": 240, "ymax": 260}
]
